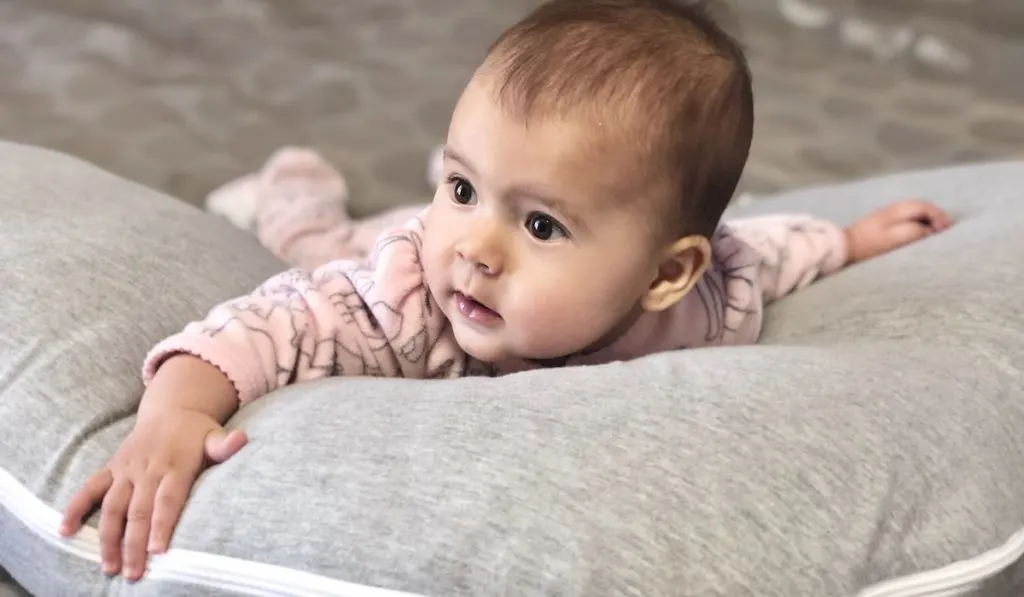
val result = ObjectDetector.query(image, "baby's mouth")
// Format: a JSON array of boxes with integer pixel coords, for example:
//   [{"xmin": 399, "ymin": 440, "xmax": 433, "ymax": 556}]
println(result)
[{"xmin": 454, "ymin": 291, "xmax": 502, "ymax": 324}]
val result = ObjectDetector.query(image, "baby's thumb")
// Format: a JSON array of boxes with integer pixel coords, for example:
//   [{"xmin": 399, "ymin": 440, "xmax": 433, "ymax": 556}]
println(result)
[{"xmin": 204, "ymin": 427, "xmax": 249, "ymax": 464}]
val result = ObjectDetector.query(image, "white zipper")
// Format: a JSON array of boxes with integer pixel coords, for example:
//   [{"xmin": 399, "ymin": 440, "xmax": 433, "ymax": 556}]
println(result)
[
  {"xmin": 0, "ymin": 466, "xmax": 428, "ymax": 597},
  {"xmin": 857, "ymin": 526, "xmax": 1024, "ymax": 597}
]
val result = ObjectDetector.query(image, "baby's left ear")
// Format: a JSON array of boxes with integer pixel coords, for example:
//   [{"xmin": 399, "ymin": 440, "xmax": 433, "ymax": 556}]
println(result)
[{"xmin": 642, "ymin": 235, "xmax": 711, "ymax": 312}]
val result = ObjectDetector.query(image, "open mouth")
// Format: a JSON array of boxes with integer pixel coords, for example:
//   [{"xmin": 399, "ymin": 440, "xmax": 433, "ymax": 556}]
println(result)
[{"xmin": 454, "ymin": 291, "xmax": 502, "ymax": 325}]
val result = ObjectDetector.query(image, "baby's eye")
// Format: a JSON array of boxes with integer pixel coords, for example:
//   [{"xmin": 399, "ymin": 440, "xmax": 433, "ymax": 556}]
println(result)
[
  {"xmin": 449, "ymin": 176, "xmax": 476, "ymax": 205},
  {"xmin": 525, "ymin": 212, "xmax": 567, "ymax": 241}
]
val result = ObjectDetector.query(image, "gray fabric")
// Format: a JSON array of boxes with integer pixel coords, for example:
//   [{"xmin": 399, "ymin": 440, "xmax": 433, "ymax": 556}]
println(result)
[
  {"xmin": 0, "ymin": 142, "xmax": 286, "ymax": 597},
  {"xmin": 0, "ymin": 140, "xmax": 1023, "ymax": 597},
  {"xmin": 0, "ymin": 570, "xmax": 29, "ymax": 597}
]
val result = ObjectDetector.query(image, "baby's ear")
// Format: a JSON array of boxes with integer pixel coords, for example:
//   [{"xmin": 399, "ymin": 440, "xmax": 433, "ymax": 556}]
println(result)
[{"xmin": 641, "ymin": 235, "xmax": 711, "ymax": 312}]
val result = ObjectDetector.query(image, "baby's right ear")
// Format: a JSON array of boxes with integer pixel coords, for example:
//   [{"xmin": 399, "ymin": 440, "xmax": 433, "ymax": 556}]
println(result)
[{"xmin": 641, "ymin": 235, "xmax": 711, "ymax": 312}]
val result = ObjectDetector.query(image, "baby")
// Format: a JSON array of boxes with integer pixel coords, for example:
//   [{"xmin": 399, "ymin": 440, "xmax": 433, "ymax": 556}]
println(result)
[{"xmin": 60, "ymin": 0, "xmax": 952, "ymax": 581}]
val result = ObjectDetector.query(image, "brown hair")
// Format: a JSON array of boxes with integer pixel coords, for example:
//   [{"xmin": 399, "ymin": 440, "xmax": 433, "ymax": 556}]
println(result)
[{"xmin": 483, "ymin": 0, "xmax": 754, "ymax": 238}]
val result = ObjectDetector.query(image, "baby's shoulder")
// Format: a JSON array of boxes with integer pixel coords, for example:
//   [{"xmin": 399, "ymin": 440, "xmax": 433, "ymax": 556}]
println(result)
[
  {"xmin": 303, "ymin": 209, "xmax": 432, "ymax": 301},
  {"xmin": 706, "ymin": 222, "xmax": 761, "ymax": 274},
  {"xmin": 365, "ymin": 208, "xmax": 431, "ymax": 265}
]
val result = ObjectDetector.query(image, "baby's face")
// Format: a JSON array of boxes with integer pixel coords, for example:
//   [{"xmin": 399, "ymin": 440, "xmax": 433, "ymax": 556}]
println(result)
[{"xmin": 422, "ymin": 77, "xmax": 670, "ymax": 364}]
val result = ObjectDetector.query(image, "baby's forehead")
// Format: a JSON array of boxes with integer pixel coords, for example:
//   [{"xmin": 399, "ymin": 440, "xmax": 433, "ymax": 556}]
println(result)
[
  {"xmin": 502, "ymin": 127, "xmax": 637, "ymax": 197},
  {"xmin": 545, "ymin": 119, "xmax": 678, "ymax": 228},
  {"xmin": 451, "ymin": 78, "xmax": 673, "ymax": 211},
  {"xmin": 546, "ymin": 116, "xmax": 669, "ymax": 202},
  {"xmin": 524, "ymin": 140, "xmax": 672, "ymax": 238}
]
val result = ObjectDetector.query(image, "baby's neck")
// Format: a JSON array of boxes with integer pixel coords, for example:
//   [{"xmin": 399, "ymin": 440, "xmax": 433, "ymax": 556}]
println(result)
[{"xmin": 523, "ymin": 303, "xmax": 646, "ymax": 368}]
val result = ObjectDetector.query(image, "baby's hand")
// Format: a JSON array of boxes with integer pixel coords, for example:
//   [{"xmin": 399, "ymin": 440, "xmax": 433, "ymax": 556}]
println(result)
[
  {"xmin": 60, "ymin": 407, "xmax": 247, "ymax": 581},
  {"xmin": 844, "ymin": 199, "xmax": 953, "ymax": 265}
]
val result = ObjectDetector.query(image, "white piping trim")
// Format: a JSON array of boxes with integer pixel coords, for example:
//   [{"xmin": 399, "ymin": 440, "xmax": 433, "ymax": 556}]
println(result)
[
  {"xmin": 857, "ymin": 527, "xmax": 1024, "ymax": 597},
  {"xmin": 0, "ymin": 466, "xmax": 428, "ymax": 597},
  {"xmin": 4, "ymin": 464, "xmax": 1022, "ymax": 597}
]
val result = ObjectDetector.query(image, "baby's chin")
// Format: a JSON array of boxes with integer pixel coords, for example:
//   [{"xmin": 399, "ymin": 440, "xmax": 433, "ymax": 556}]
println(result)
[
  {"xmin": 449, "ymin": 311, "xmax": 601, "ymax": 365},
  {"xmin": 456, "ymin": 334, "xmax": 519, "ymax": 365},
  {"xmin": 456, "ymin": 330, "xmax": 584, "ymax": 367}
]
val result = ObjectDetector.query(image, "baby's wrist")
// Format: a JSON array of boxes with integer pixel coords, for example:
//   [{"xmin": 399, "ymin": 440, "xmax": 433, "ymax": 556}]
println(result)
[
  {"xmin": 139, "ymin": 354, "xmax": 239, "ymax": 424},
  {"xmin": 136, "ymin": 400, "xmax": 213, "ymax": 426},
  {"xmin": 843, "ymin": 225, "xmax": 866, "ymax": 265}
]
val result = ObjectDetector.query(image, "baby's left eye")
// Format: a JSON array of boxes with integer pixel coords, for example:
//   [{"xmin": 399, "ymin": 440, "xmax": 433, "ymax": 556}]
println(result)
[{"xmin": 525, "ymin": 213, "xmax": 567, "ymax": 241}]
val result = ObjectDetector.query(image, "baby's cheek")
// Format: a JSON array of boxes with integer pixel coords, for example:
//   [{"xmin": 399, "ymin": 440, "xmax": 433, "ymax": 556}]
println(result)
[
  {"xmin": 421, "ymin": 229, "xmax": 450, "ymax": 281},
  {"xmin": 508, "ymin": 288, "xmax": 607, "ymax": 356}
]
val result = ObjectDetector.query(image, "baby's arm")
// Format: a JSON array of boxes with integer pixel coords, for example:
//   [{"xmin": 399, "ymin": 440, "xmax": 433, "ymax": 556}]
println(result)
[
  {"xmin": 668, "ymin": 218, "xmax": 838, "ymax": 349},
  {"xmin": 60, "ymin": 214, "xmax": 463, "ymax": 581},
  {"xmin": 723, "ymin": 199, "xmax": 951, "ymax": 303},
  {"xmin": 719, "ymin": 214, "xmax": 848, "ymax": 304},
  {"xmin": 148, "ymin": 215, "xmax": 461, "ymax": 404},
  {"xmin": 59, "ymin": 354, "xmax": 246, "ymax": 581},
  {"xmin": 685, "ymin": 200, "xmax": 951, "ymax": 349}
]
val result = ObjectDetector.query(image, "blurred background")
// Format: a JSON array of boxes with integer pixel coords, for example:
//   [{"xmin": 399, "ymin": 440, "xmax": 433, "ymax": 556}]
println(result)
[{"xmin": 0, "ymin": 0, "xmax": 1020, "ymax": 216}]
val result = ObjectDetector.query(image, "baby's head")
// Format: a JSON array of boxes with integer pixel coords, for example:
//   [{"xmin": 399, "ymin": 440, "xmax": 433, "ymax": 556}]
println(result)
[{"xmin": 422, "ymin": 0, "xmax": 753, "ymax": 364}]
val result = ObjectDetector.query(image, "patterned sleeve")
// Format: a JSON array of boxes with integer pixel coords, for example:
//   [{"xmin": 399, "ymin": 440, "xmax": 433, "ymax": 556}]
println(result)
[
  {"xmin": 677, "ymin": 214, "xmax": 848, "ymax": 348},
  {"xmin": 141, "ymin": 213, "xmax": 468, "ymax": 404},
  {"xmin": 720, "ymin": 214, "xmax": 848, "ymax": 303}
]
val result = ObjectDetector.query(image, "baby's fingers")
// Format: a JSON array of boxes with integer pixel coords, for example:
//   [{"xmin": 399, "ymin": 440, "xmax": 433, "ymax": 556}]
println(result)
[
  {"xmin": 98, "ymin": 478, "xmax": 134, "ymax": 575},
  {"xmin": 920, "ymin": 202, "xmax": 954, "ymax": 231},
  {"xmin": 204, "ymin": 428, "xmax": 248, "ymax": 464},
  {"xmin": 60, "ymin": 468, "xmax": 114, "ymax": 536},
  {"xmin": 122, "ymin": 479, "xmax": 159, "ymax": 581},
  {"xmin": 147, "ymin": 473, "xmax": 192, "ymax": 555},
  {"xmin": 888, "ymin": 199, "xmax": 952, "ymax": 230},
  {"xmin": 888, "ymin": 221, "xmax": 934, "ymax": 248}
]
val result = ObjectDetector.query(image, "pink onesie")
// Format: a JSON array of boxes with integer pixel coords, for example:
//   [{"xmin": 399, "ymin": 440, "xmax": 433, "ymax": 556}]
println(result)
[{"xmin": 144, "ymin": 158, "xmax": 847, "ymax": 405}]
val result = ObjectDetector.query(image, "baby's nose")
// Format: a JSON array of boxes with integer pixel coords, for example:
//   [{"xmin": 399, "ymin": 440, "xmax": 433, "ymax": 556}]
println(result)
[
  {"xmin": 456, "ymin": 247, "xmax": 500, "ymax": 276},
  {"xmin": 456, "ymin": 230, "xmax": 503, "ymax": 276}
]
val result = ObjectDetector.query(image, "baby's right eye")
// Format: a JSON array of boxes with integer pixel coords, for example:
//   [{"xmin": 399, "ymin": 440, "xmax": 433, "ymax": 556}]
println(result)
[{"xmin": 449, "ymin": 176, "xmax": 477, "ymax": 205}]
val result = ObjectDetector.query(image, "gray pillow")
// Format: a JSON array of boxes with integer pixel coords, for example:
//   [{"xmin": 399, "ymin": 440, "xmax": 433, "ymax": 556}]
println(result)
[{"xmin": 1, "ymin": 140, "xmax": 1022, "ymax": 597}]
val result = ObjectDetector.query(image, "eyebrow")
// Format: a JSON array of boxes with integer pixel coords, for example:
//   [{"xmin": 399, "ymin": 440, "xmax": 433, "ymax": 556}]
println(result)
[
  {"xmin": 442, "ymin": 146, "xmax": 476, "ymax": 175},
  {"xmin": 507, "ymin": 184, "xmax": 585, "ymax": 230},
  {"xmin": 441, "ymin": 145, "xmax": 587, "ymax": 231}
]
